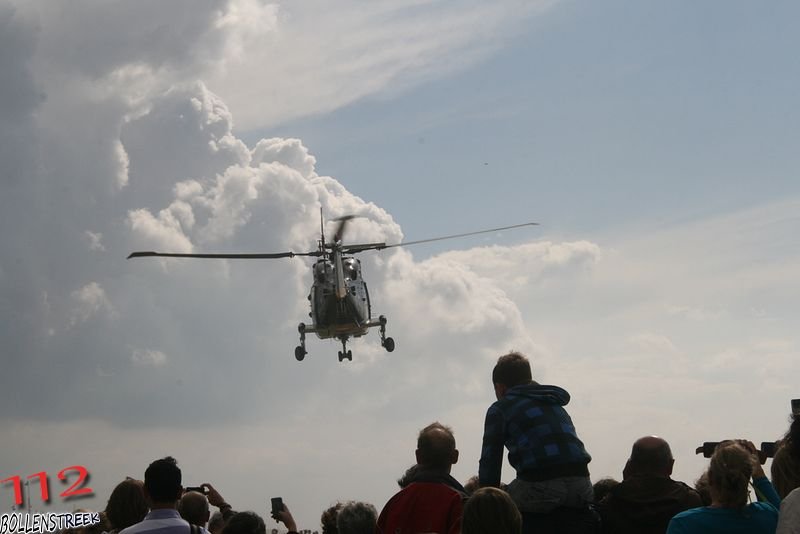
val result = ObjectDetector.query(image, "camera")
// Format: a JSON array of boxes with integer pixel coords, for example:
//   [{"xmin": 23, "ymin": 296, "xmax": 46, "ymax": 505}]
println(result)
[
  {"xmin": 694, "ymin": 440, "xmax": 774, "ymax": 464},
  {"xmin": 185, "ymin": 486, "xmax": 206, "ymax": 494},
  {"xmin": 696, "ymin": 441, "xmax": 725, "ymax": 458},
  {"xmin": 792, "ymin": 398, "xmax": 800, "ymax": 416},
  {"xmin": 760, "ymin": 441, "xmax": 778, "ymax": 458}
]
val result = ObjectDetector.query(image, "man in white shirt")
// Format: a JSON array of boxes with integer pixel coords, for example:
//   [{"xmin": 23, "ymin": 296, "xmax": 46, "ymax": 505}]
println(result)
[{"xmin": 121, "ymin": 457, "xmax": 204, "ymax": 534}]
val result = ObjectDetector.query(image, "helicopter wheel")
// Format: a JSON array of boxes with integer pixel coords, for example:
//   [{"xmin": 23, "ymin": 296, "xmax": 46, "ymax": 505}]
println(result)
[
  {"xmin": 346, "ymin": 350, "xmax": 352, "ymax": 361},
  {"xmin": 295, "ymin": 346, "xmax": 306, "ymax": 361},
  {"xmin": 337, "ymin": 351, "xmax": 344, "ymax": 362},
  {"xmin": 383, "ymin": 337, "xmax": 395, "ymax": 353}
]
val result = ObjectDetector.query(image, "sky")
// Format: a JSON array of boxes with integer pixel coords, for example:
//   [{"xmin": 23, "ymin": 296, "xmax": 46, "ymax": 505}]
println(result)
[{"xmin": 1, "ymin": 0, "xmax": 799, "ymax": 530}]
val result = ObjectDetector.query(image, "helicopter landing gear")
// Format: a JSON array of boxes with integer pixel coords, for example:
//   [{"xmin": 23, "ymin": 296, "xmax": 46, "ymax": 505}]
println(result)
[
  {"xmin": 378, "ymin": 315, "xmax": 395, "ymax": 352},
  {"xmin": 337, "ymin": 336, "xmax": 352, "ymax": 362},
  {"xmin": 295, "ymin": 323, "xmax": 307, "ymax": 361}
]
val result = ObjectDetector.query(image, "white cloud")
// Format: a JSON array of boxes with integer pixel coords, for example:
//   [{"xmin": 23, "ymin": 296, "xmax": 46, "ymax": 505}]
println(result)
[
  {"xmin": 627, "ymin": 332, "xmax": 679, "ymax": 355},
  {"xmin": 205, "ymin": 0, "xmax": 558, "ymax": 128},
  {"xmin": 84, "ymin": 231, "xmax": 105, "ymax": 251},
  {"xmin": 70, "ymin": 282, "xmax": 114, "ymax": 326},
  {"xmin": 2, "ymin": 1, "xmax": 798, "ymax": 529},
  {"xmin": 666, "ymin": 304, "xmax": 724, "ymax": 322},
  {"xmin": 127, "ymin": 207, "xmax": 194, "ymax": 253},
  {"xmin": 131, "ymin": 348, "xmax": 168, "ymax": 367}
]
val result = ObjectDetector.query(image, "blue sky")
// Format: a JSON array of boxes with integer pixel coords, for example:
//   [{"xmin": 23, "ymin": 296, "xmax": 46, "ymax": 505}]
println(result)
[
  {"xmin": 249, "ymin": 0, "xmax": 800, "ymax": 245},
  {"xmin": 1, "ymin": 0, "xmax": 798, "ymax": 529}
]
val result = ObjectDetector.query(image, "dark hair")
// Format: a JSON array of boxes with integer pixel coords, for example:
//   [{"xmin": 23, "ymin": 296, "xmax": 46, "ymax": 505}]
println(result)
[
  {"xmin": 105, "ymin": 479, "xmax": 148, "ymax": 531},
  {"xmin": 462, "ymin": 487, "xmax": 521, "ymax": 534},
  {"xmin": 208, "ymin": 511, "xmax": 226, "ymax": 534},
  {"xmin": 771, "ymin": 414, "xmax": 800, "ymax": 498},
  {"xmin": 320, "ymin": 502, "xmax": 344, "ymax": 534},
  {"xmin": 787, "ymin": 414, "xmax": 800, "ymax": 454},
  {"xmin": 708, "ymin": 443, "xmax": 752, "ymax": 508},
  {"xmin": 144, "ymin": 456, "xmax": 182, "ymax": 504},
  {"xmin": 336, "ymin": 501, "xmax": 377, "ymax": 534},
  {"xmin": 592, "ymin": 478, "xmax": 619, "ymax": 503},
  {"xmin": 416, "ymin": 422, "xmax": 456, "ymax": 470},
  {"xmin": 492, "ymin": 352, "xmax": 532, "ymax": 388},
  {"xmin": 222, "ymin": 512, "xmax": 266, "ymax": 534}
]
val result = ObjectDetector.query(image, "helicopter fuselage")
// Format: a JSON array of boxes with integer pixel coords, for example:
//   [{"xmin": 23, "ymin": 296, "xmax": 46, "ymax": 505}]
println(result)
[{"xmin": 309, "ymin": 257, "xmax": 371, "ymax": 339}]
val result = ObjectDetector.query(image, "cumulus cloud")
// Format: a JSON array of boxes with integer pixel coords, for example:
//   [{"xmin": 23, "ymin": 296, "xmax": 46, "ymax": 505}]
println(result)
[
  {"xmin": 84, "ymin": 231, "xmax": 105, "ymax": 251},
  {"xmin": 2, "ymin": 1, "xmax": 798, "ymax": 528},
  {"xmin": 205, "ymin": 0, "xmax": 558, "ymax": 128},
  {"xmin": 437, "ymin": 240, "xmax": 602, "ymax": 292},
  {"xmin": 70, "ymin": 282, "xmax": 114, "ymax": 326},
  {"xmin": 131, "ymin": 348, "xmax": 168, "ymax": 367}
]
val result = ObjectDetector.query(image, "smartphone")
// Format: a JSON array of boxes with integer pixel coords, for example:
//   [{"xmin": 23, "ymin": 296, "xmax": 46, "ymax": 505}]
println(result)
[
  {"xmin": 792, "ymin": 398, "xmax": 800, "ymax": 416},
  {"xmin": 185, "ymin": 486, "xmax": 206, "ymax": 494},
  {"xmin": 270, "ymin": 497, "xmax": 284, "ymax": 517}
]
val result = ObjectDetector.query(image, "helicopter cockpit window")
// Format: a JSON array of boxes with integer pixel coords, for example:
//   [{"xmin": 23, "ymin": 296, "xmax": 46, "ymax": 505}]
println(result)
[
  {"xmin": 343, "ymin": 260, "xmax": 358, "ymax": 281},
  {"xmin": 314, "ymin": 262, "xmax": 329, "ymax": 282}
]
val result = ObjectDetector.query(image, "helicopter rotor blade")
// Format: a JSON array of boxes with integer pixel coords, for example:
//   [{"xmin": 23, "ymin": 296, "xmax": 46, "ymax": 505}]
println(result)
[
  {"xmin": 342, "ymin": 242, "xmax": 388, "ymax": 254},
  {"xmin": 127, "ymin": 251, "xmax": 322, "ymax": 260},
  {"xmin": 342, "ymin": 222, "xmax": 539, "ymax": 253},
  {"xmin": 332, "ymin": 215, "xmax": 356, "ymax": 243}
]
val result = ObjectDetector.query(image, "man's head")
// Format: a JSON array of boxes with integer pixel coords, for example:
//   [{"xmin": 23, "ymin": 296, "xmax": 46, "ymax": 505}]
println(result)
[
  {"xmin": 462, "ymin": 487, "xmax": 521, "ymax": 534},
  {"xmin": 144, "ymin": 456, "xmax": 182, "ymax": 507},
  {"xmin": 179, "ymin": 491, "xmax": 210, "ymax": 526},
  {"xmin": 492, "ymin": 352, "xmax": 533, "ymax": 399},
  {"xmin": 335, "ymin": 502, "xmax": 377, "ymax": 534},
  {"xmin": 624, "ymin": 436, "xmax": 674, "ymax": 478},
  {"xmin": 415, "ymin": 422, "xmax": 459, "ymax": 473},
  {"xmin": 208, "ymin": 511, "xmax": 226, "ymax": 534},
  {"xmin": 222, "ymin": 512, "xmax": 266, "ymax": 534},
  {"xmin": 105, "ymin": 478, "xmax": 148, "ymax": 531},
  {"xmin": 320, "ymin": 502, "xmax": 344, "ymax": 534}
]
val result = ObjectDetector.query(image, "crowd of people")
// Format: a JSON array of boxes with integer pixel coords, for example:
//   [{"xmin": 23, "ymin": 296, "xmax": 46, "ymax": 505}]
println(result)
[{"xmin": 63, "ymin": 352, "xmax": 799, "ymax": 534}]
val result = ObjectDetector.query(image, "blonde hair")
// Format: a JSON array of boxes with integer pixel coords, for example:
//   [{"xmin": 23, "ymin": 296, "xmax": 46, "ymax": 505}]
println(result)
[{"xmin": 708, "ymin": 442, "xmax": 752, "ymax": 508}]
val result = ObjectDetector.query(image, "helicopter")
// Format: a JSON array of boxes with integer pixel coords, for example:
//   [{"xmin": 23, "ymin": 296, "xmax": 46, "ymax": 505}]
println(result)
[{"xmin": 128, "ymin": 213, "xmax": 537, "ymax": 362}]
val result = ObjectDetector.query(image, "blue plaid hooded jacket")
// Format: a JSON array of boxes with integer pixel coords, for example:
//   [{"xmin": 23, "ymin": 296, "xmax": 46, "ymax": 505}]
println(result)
[{"xmin": 478, "ymin": 382, "xmax": 591, "ymax": 486}]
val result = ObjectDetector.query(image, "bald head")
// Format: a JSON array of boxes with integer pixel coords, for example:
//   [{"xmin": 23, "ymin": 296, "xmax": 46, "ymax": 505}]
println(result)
[
  {"xmin": 179, "ymin": 491, "xmax": 210, "ymax": 526},
  {"xmin": 627, "ymin": 436, "xmax": 674, "ymax": 477},
  {"xmin": 416, "ymin": 422, "xmax": 458, "ymax": 472}
]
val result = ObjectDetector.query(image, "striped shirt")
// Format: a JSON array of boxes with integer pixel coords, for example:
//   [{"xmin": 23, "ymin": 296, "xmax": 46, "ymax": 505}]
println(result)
[{"xmin": 120, "ymin": 509, "xmax": 208, "ymax": 534}]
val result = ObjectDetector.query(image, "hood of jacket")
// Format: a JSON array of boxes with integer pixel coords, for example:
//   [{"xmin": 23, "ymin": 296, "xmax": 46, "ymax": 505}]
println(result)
[{"xmin": 506, "ymin": 382, "xmax": 571, "ymax": 406}]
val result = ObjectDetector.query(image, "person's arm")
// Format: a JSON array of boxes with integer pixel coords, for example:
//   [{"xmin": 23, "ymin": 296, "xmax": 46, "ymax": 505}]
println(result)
[
  {"xmin": 478, "ymin": 404, "xmax": 504, "ymax": 487},
  {"xmin": 273, "ymin": 503, "xmax": 298, "ymax": 534},
  {"xmin": 740, "ymin": 441, "xmax": 781, "ymax": 509},
  {"xmin": 202, "ymin": 483, "xmax": 235, "ymax": 521},
  {"xmin": 752, "ymin": 475, "xmax": 781, "ymax": 509}
]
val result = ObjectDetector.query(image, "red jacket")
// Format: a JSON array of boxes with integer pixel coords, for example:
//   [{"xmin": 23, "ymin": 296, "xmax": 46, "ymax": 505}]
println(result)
[{"xmin": 377, "ymin": 473, "xmax": 466, "ymax": 534}]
